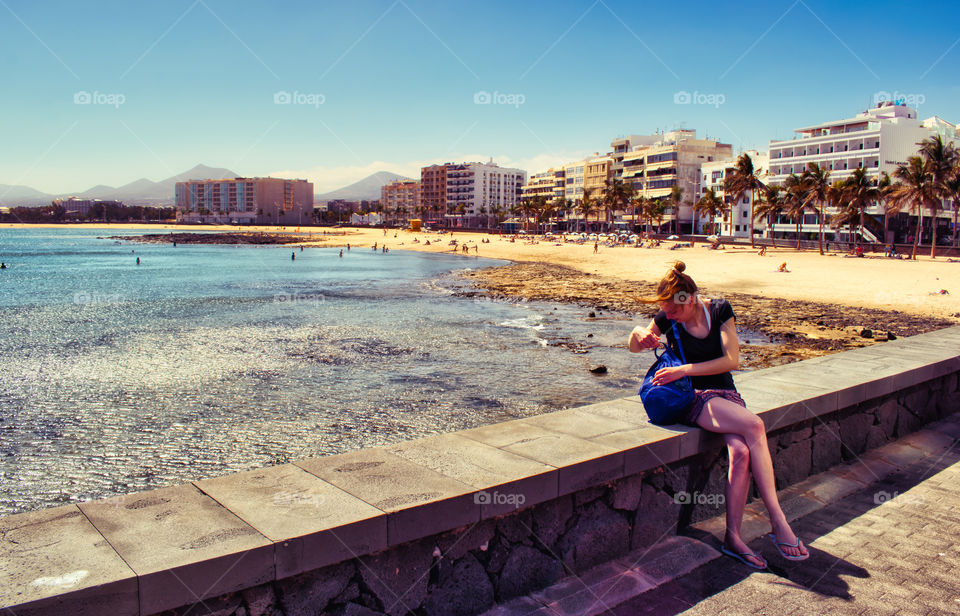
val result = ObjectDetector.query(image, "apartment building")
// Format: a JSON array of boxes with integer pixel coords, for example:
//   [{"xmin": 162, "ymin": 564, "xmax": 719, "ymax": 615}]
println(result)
[
  {"xmin": 621, "ymin": 130, "xmax": 733, "ymax": 233},
  {"xmin": 419, "ymin": 164, "xmax": 448, "ymax": 221},
  {"xmin": 175, "ymin": 177, "xmax": 314, "ymax": 225},
  {"xmin": 444, "ymin": 161, "xmax": 525, "ymax": 227},
  {"xmin": 521, "ymin": 168, "xmax": 565, "ymax": 202},
  {"xmin": 767, "ymin": 102, "xmax": 959, "ymax": 242},
  {"xmin": 699, "ymin": 151, "xmax": 769, "ymax": 238},
  {"xmin": 381, "ymin": 179, "xmax": 419, "ymax": 223},
  {"xmin": 52, "ymin": 197, "xmax": 124, "ymax": 218}
]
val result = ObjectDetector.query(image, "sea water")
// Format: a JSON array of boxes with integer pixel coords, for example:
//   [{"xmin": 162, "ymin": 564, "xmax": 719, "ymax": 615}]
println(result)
[{"xmin": 0, "ymin": 228, "xmax": 645, "ymax": 515}]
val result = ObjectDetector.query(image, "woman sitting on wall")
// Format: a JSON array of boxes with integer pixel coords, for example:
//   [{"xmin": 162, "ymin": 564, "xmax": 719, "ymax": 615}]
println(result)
[{"xmin": 628, "ymin": 262, "xmax": 809, "ymax": 569}]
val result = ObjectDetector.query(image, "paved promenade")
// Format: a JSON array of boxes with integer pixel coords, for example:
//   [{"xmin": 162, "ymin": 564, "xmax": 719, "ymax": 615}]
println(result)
[
  {"xmin": 488, "ymin": 412, "xmax": 960, "ymax": 616},
  {"xmin": 617, "ymin": 415, "xmax": 960, "ymax": 616}
]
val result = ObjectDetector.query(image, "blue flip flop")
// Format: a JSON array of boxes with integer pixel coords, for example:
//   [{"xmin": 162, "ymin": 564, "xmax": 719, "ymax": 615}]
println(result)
[
  {"xmin": 768, "ymin": 533, "xmax": 810, "ymax": 561},
  {"xmin": 720, "ymin": 544, "xmax": 767, "ymax": 570}
]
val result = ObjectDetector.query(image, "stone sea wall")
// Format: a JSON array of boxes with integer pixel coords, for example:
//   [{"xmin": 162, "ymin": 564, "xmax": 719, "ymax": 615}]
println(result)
[{"xmin": 158, "ymin": 371, "xmax": 960, "ymax": 616}]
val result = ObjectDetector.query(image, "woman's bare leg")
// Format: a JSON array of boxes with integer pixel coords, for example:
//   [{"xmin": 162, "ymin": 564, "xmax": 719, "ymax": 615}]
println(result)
[
  {"xmin": 723, "ymin": 434, "xmax": 765, "ymax": 566},
  {"xmin": 697, "ymin": 398, "xmax": 808, "ymax": 558}
]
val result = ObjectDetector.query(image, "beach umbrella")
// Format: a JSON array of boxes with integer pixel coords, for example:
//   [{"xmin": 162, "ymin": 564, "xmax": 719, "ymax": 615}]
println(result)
[
  {"xmin": 706, "ymin": 235, "xmax": 719, "ymax": 242},
  {"xmin": 667, "ymin": 235, "xmax": 679, "ymax": 240}
]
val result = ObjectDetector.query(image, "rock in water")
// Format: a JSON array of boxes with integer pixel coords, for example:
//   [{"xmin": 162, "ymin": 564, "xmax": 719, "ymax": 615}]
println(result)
[
  {"xmin": 860, "ymin": 328, "xmax": 874, "ymax": 339},
  {"xmin": 590, "ymin": 365, "xmax": 608, "ymax": 374}
]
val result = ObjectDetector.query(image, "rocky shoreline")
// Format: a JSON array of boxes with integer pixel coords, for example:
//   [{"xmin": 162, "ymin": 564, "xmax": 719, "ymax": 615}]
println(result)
[{"xmin": 455, "ymin": 262, "xmax": 959, "ymax": 369}]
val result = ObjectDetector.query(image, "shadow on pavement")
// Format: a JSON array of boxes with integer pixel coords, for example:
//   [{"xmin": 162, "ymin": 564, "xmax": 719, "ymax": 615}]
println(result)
[{"xmin": 613, "ymin": 442, "xmax": 960, "ymax": 614}]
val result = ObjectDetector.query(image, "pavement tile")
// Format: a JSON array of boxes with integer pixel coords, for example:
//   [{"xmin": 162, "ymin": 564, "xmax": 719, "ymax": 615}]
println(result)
[
  {"xmin": 79, "ymin": 484, "xmax": 273, "ymax": 615},
  {"xmin": 194, "ymin": 463, "xmax": 386, "ymax": 579},
  {"xmin": 294, "ymin": 448, "xmax": 478, "ymax": 545},
  {"xmin": 0, "ymin": 505, "xmax": 138, "ymax": 616}
]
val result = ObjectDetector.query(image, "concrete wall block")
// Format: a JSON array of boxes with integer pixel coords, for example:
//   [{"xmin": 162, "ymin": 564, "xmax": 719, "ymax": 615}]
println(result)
[
  {"xmin": 279, "ymin": 561, "xmax": 355, "ymax": 616},
  {"xmin": 631, "ymin": 483, "xmax": 678, "ymax": 550},
  {"xmin": 610, "ymin": 474, "xmax": 644, "ymax": 512},
  {"xmin": 838, "ymin": 411, "xmax": 874, "ymax": 459},
  {"xmin": 558, "ymin": 500, "xmax": 630, "ymax": 574},
  {"xmin": 496, "ymin": 545, "xmax": 563, "ymax": 601},
  {"xmin": 358, "ymin": 538, "xmax": 433, "ymax": 616},
  {"xmin": 530, "ymin": 495, "xmax": 573, "ymax": 552},
  {"xmin": 422, "ymin": 552, "xmax": 494, "ymax": 616},
  {"xmin": 688, "ymin": 458, "xmax": 729, "ymax": 524}
]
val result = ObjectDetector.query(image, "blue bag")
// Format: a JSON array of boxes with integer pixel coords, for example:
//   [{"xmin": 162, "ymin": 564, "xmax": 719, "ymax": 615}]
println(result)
[{"xmin": 638, "ymin": 322, "xmax": 695, "ymax": 425}]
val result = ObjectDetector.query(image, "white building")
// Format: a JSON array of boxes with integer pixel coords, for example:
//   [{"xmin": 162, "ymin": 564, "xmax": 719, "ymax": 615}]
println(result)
[
  {"xmin": 699, "ymin": 151, "xmax": 769, "ymax": 238},
  {"xmin": 768, "ymin": 102, "xmax": 959, "ymax": 242},
  {"xmin": 445, "ymin": 161, "xmax": 525, "ymax": 226}
]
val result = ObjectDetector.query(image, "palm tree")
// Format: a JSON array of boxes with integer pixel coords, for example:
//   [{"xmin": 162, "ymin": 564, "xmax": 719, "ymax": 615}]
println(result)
[
  {"xmin": 843, "ymin": 167, "xmax": 883, "ymax": 249},
  {"xmin": 667, "ymin": 185, "xmax": 684, "ymax": 235},
  {"xmin": 603, "ymin": 177, "xmax": 634, "ymax": 233},
  {"xmin": 694, "ymin": 188, "xmax": 724, "ymax": 235},
  {"xmin": 578, "ymin": 188, "xmax": 596, "ymax": 233},
  {"xmin": 801, "ymin": 163, "xmax": 831, "ymax": 255},
  {"xmin": 825, "ymin": 180, "xmax": 851, "ymax": 246},
  {"xmin": 724, "ymin": 153, "xmax": 765, "ymax": 248},
  {"xmin": 753, "ymin": 185, "xmax": 785, "ymax": 248},
  {"xmin": 945, "ymin": 165, "xmax": 960, "ymax": 248},
  {"xmin": 889, "ymin": 156, "xmax": 939, "ymax": 259},
  {"xmin": 782, "ymin": 173, "xmax": 809, "ymax": 250},
  {"xmin": 918, "ymin": 134, "xmax": 958, "ymax": 256},
  {"xmin": 630, "ymin": 194, "xmax": 648, "ymax": 233},
  {"xmin": 646, "ymin": 198, "xmax": 668, "ymax": 233}
]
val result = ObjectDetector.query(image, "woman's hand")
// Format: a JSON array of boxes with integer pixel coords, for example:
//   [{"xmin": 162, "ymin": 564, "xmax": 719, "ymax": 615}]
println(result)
[
  {"xmin": 652, "ymin": 365, "xmax": 688, "ymax": 386},
  {"xmin": 629, "ymin": 326, "xmax": 660, "ymax": 351}
]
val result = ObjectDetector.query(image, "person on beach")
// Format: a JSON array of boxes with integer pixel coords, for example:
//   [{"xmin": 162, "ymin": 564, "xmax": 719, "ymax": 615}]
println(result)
[{"xmin": 628, "ymin": 262, "xmax": 809, "ymax": 569}]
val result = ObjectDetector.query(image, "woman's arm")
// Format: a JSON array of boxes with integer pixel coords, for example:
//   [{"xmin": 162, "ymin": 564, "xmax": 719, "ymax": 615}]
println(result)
[
  {"xmin": 651, "ymin": 317, "xmax": 740, "ymax": 385},
  {"xmin": 629, "ymin": 320, "xmax": 662, "ymax": 353}
]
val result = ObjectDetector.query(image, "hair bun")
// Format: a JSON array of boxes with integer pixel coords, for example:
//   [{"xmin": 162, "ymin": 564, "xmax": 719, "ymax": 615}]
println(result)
[{"xmin": 673, "ymin": 261, "xmax": 686, "ymax": 274}]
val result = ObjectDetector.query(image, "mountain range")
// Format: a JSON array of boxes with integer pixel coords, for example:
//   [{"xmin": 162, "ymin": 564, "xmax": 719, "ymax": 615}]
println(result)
[{"xmin": 0, "ymin": 166, "xmax": 413, "ymax": 207}]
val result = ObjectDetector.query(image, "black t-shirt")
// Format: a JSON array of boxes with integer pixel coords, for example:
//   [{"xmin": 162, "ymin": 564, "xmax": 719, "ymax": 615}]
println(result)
[{"xmin": 653, "ymin": 298, "xmax": 737, "ymax": 391}]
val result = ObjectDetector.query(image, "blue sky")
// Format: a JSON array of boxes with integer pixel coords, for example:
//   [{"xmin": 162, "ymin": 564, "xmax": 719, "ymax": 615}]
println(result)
[{"xmin": 2, "ymin": 0, "xmax": 959, "ymax": 195}]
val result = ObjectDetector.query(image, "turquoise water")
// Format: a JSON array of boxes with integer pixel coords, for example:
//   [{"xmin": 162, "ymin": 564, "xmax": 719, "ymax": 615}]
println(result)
[{"xmin": 0, "ymin": 228, "xmax": 644, "ymax": 515}]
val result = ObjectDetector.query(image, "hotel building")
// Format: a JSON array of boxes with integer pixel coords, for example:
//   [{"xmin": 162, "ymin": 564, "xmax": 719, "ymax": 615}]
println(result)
[
  {"xmin": 767, "ymin": 102, "xmax": 959, "ymax": 242},
  {"xmin": 621, "ymin": 130, "xmax": 733, "ymax": 233},
  {"xmin": 380, "ymin": 179, "xmax": 419, "ymax": 223},
  {"xmin": 175, "ymin": 177, "xmax": 314, "ymax": 225},
  {"xmin": 521, "ymin": 168, "xmax": 565, "ymax": 202},
  {"xmin": 699, "ymin": 151, "xmax": 769, "ymax": 238},
  {"xmin": 444, "ymin": 161, "xmax": 526, "ymax": 227},
  {"xmin": 419, "ymin": 164, "xmax": 448, "ymax": 222}
]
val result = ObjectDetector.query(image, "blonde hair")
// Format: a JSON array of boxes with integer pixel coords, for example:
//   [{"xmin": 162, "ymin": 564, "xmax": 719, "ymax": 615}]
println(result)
[{"xmin": 642, "ymin": 261, "xmax": 698, "ymax": 304}]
